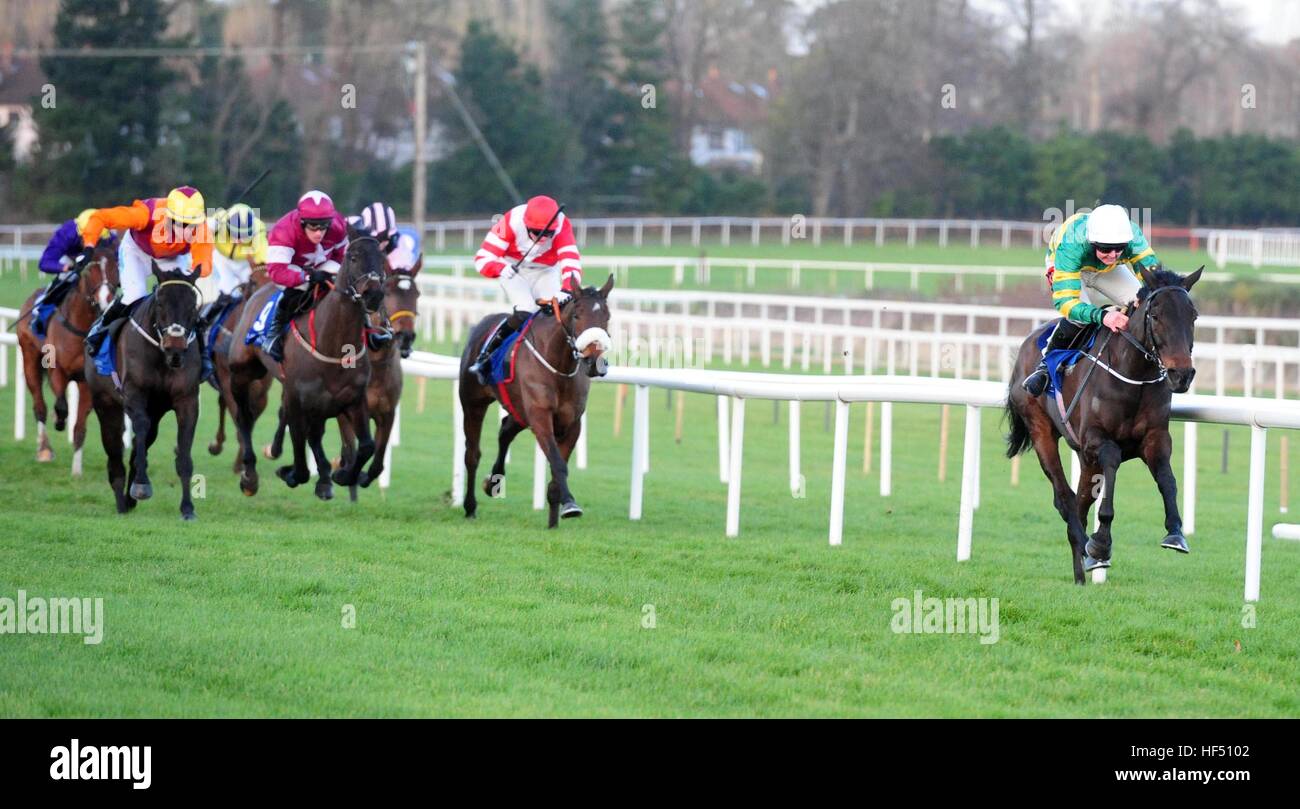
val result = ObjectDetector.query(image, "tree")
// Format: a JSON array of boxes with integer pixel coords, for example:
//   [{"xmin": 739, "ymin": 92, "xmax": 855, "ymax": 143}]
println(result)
[
  {"xmin": 21, "ymin": 0, "xmax": 175, "ymax": 218},
  {"xmin": 1028, "ymin": 131, "xmax": 1106, "ymax": 214}
]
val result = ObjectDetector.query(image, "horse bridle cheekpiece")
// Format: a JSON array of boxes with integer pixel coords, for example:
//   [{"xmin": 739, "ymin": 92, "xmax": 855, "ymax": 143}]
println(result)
[
  {"xmin": 131, "ymin": 278, "xmax": 200, "ymax": 350},
  {"xmin": 342, "ymin": 235, "xmax": 384, "ymax": 312},
  {"xmin": 1121, "ymin": 284, "xmax": 1190, "ymax": 379}
]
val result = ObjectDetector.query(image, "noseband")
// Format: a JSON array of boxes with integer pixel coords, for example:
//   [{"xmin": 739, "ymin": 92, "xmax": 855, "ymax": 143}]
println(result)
[
  {"xmin": 130, "ymin": 278, "xmax": 201, "ymax": 351},
  {"xmin": 1120, "ymin": 284, "xmax": 1191, "ymax": 379},
  {"xmin": 340, "ymin": 235, "xmax": 384, "ymax": 312}
]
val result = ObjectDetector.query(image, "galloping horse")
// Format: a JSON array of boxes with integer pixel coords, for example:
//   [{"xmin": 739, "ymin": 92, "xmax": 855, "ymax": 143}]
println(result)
[
  {"xmin": 206, "ymin": 264, "xmax": 273, "ymax": 471},
  {"xmin": 16, "ymin": 243, "xmax": 119, "ymax": 471},
  {"xmin": 1005, "ymin": 265, "xmax": 1202, "ymax": 583},
  {"xmin": 84, "ymin": 263, "xmax": 205, "ymax": 519},
  {"xmin": 225, "ymin": 229, "xmax": 387, "ymax": 500},
  {"xmin": 459, "ymin": 276, "xmax": 614, "ymax": 527}
]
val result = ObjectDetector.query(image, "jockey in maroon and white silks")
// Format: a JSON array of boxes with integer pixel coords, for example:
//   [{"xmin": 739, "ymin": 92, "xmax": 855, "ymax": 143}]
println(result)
[{"xmin": 259, "ymin": 190, "xmax": 349, "ymax": 361}]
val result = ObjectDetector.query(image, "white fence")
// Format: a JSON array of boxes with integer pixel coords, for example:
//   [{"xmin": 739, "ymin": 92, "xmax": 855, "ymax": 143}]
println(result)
[
  {"xmin": 1207, "ymin": 229, "xmax": 1300, "ymax": 269},
  {"xmin": 415, "ymin": 275, "xmax": 1300, "ymax": 399}
]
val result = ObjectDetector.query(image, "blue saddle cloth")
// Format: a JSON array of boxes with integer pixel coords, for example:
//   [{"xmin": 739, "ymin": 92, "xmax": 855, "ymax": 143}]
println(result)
[
  {"xmin": 1037, "ymin": 320, "xmax": 1099, "ymax": 397},
  {"xmin": 31, "ymin": 296, "xmax": 56, "ymax": 340},
  {"xmin": 485, "ymin": 312, "xmax": 541, "ymax": 386},
  {"xmin": 244, "ymin": 290, "xmax": 284, "ymax": 346}
]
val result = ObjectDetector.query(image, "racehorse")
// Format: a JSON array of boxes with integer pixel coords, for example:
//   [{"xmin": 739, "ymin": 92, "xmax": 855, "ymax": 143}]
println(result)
[
  {"xmin": 459, "ymin": 276, "xmax": 614, "ymax": 527},
  {"xmin": 16, "ymin": 243, "xmax": 119, "ymax": 472},
  {"xmin": 206, "ymin": 264, "xmax": 273, "ymax": 472},
  {"xmin": 1005, "ymin": 265, "xmax": 1202, "ymax": 584},
  {"xmin": 83, "ymin": 262, "xmax": 204, "ymax": 519},
  {"xmin": 225, "ymin": 229, "xmax": 386, "ymax": 500}
]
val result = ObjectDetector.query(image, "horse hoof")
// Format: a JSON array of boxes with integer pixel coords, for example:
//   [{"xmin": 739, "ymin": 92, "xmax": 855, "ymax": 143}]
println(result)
[
  {"xmin": 181, "ymin": 510, "xmax": 197, "ymax": 522},
  {"xmin": 239, "ymin": 474, "xmax": 259, "ymax": 496},
  {"xmin": 129, "ymin": 482, "xmax": 152, "ymax": 501},
  {"xmin": 315, "ymin": 483, "xmax": 334, "ymax": 501},
  {"xmin": 560, "ymin": 501, "xmax": 584, "ymax": 519},
  {"xmin": 331, "ymin": 468, "xmax": 356, "ymax": 487},
  {"xmin": 483, "ymin": 476, "xmax": 504, "ymax": 498},
  {"xmin": 54, "ymin": 418, "xmax": 66, "ymax": 432},
  {"xmin": 277, "ymin": 466, "xmax": 300, "ymax": 488},
  {"xmin": 263, "ymin": 444, "xmax": 280, "ymax": 460},
  {"xmin": 35, "ymin": 448, "xmax": 54, "ymax": 463},
  {"xmin": 1084, "ymin": 538, "xmax": 1111, "ymax": 562},
  {"xmin": 357, "ymin": 470, "xmax": 374, "ymax": 488},
  {"xmin": 207, "ymin": 441, "xmax": 222, "ymax": 456},
  {"xmin": 1082, "ymin": 554, "xmax": 1111, "ymax": 572},
  {"xmin": 1160, "ymin": 533, "xmax": 1190, "ymax": 554}
]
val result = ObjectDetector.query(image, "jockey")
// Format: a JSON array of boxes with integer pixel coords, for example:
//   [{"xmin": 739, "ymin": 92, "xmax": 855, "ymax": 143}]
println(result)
[
  {"xmin": 467, "ymin": 195, "xmax": 582, "ymax": 384},
  {"xmin": 84, "ymin": 186, "xmax": 212, "ymax": 356},
  {"xmin": 260, "ymin": 190, "xmax": 349, "ymax": 362},
  {"xmin": 1022, "ymin": 204, "xmax": 1162, "ymax": 396},
  {"xmin": 210, "ymin": 203, "xmax": 268, "ymax": 303},
  {"xmin": 31, "ymin": 209, "xmax": 118, "ymax": 335}
]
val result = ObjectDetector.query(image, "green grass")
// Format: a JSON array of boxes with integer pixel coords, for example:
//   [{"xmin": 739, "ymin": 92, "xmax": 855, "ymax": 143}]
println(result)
[{"xmin": 1, "ymin": 256, "xmax": 1298, "ymax": 717}]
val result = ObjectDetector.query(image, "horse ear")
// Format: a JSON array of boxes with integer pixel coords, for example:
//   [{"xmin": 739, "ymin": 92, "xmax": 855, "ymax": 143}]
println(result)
[
  {"xmin": 1182, "ymin": 266, "xmax": 1203, "ymax": 290},
  {"xmin": 410, "ymin": 254, "xmax": 423, "ymax": 277},
  {"xmin": 599, "ymin": 273, "xmax": 615, "ymax": 299},
  {"xmin": 1138, "ymin": 263, "xmax": 1158, "ymax": 289},
  {"xmin": 151, "ymin": 260, "xmax": 163, "ymax": 280}
]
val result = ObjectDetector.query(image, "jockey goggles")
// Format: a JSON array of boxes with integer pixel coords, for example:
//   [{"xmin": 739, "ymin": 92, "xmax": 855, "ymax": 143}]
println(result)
[
  {"xmin": 527, "ymin": 227, "xmax": 556, "ymax": 239},
  {"xmin": 1092, "ymin": 242, "xmax": 1127, "ymax": 254},
  {"xmin": 302, "ymin": 219, "xmax": 331, "ymax": 232}
]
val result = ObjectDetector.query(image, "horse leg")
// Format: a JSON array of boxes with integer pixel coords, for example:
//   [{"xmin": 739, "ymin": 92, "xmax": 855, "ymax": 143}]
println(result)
[
  {"xmin": 126, "ymin": 403, "xmax": 154, "ymax": 501},
  {"xmin": 338, "ymin": 412, "xmax": 359, "ymax": 501},
  {"xmin": 1142, "ymin": 430, "xmax": 1189, "ymax": 553},
  {"xmin": 548, "ymin": 416, "xmax": 584, "ymax": 526},
  {"xmin": 307, "ymin": 416, "xmax": 334, "ymax": 501},
  {"xmin": 21, "ymin": 340, "xmax": 53, "ymax": 461},
  {"xmin": 265, "ymin": 401, "xmax": 287, "ymax": 460},
  {"xmin": 96, "ymin": 401, "xmax": 131, "ymax": 513},
  {"xmin": 524, "ymin": 408, "xmax": 575, "ymax": 529},
  {"xmin": 487, "ymin": 415, "xmax": 526, "ymax": 497},
  {"xmin": 231, "ymin": 377, "xmax": 261, "ymax": 495},
  {"xmin": 358, "ymin": 409, "xmax": 392, "ymax": 491},
  {"xmin": 50, "ymin": 366, "xmax": 69, "ymax": 431},
  {"xmin": 209, "ymin": 392, "xmax": 227, "ymax": 456},
  {"xmin": 462, "ymin": 398, "xmax": 489, "ymax": 519},
  {"xmin": 71, "ymin": 380, "xmax": 93, "ymax": 477},
  {"xmin": 174, "ymin": 395, "xmax": 199, "ymax": 520},
  {"xmin": 1022, "ymin": 404, "xmax": 1090, "ymax": 584},
  {"xmin": 1084, "ymin": 439, "xmax": 1123, "ymax": 567},
  {"xmin": 332, "ymin": 401, "xmax": 373, "ymax": 487},
  {"xmin": 276, "ymin": 403, "xmax": 310, "ymax": 488}
]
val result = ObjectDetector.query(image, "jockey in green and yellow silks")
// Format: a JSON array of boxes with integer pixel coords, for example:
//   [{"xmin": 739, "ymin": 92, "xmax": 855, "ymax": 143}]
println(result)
[{"xmin": 1022, "ymin": 204, "xmax": 1163, "ymax": 396}]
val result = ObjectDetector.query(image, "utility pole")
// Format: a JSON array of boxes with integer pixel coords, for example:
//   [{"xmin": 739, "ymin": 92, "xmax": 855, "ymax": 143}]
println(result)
[{"xmin": 412, "ymin": 41, "xmax": 428, "ymax": 241}]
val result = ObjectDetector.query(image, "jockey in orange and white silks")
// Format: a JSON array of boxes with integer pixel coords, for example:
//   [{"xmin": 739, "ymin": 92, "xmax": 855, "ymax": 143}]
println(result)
[{"xmin": 468, "ymin": 195, "xmax": 586, "ymax": 384}]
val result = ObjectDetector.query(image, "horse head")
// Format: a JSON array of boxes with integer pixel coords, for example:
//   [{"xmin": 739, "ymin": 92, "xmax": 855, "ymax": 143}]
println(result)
[
  {"xmin": 1135, "ymin": 264, "xmax": 1202, "ymax": 394},
  {"xmin": 564, "ymin": 274, "xmax": 615, "ymax": 370},
  {"xmin": 384, "ymin": 254, "xmax": 421, "ymax": 359},
  {"xmin": 341, "ymin": 225, "xmax": 387, "ymax": 315},
  {"xmin": 149, "ymin": 261, "xmax": 201, "ymax": 369},
  {"xmin": 86, "ymin": 242, "xmax": 120, "ymax": 313}
]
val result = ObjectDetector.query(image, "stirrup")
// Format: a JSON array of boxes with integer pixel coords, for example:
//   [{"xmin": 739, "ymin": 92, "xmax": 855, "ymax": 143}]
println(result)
[{"xmin": 1023, "ymin": 367, "xmax": 1049, "ymax": 396}]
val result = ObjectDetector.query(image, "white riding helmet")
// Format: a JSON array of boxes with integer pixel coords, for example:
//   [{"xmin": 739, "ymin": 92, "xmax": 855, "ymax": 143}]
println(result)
[{"xmin": 1086, "ymin": 204, "xmax": 1135, "ymax": 245}]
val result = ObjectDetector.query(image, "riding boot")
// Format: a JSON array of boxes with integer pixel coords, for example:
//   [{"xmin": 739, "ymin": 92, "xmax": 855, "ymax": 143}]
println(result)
[
  {"xmin": 1022, "ymin": 319, "xmax": 1084, "ymax": 396},
  {"xmin": 85, "ymin": 297, "xmax": 131, "ymax": 356},
  {"xmin": 199, "ymin": 291, "xmax": 232, "ymax": 330},
  {"xmin": 32, "ymin": 273, "xmax": 78, "ymax": 336},
  {"xmin": 261, "ymin": 288, "xmax": 309, "ymax": 363},
  {"xmin": 470, "ymin": 311, "xmax": 528, "ymax": 386}
]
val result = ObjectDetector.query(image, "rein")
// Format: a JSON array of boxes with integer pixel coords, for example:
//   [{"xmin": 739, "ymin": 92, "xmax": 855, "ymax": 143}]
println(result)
[
  {"xmin": 287, "ymin": 237, "xmax": 384, "ymax": 364},
  {"xmin": 128, "ymin": 279, "xmax": 201, "ymax": 352},
  {"xmin": 521, "ymin": 297, "xmax": 582, "ymax": 378}
]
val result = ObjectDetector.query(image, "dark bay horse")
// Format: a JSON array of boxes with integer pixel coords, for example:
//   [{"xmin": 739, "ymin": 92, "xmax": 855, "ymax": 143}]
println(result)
[
  {"xmin": 460, "ymin": 276, "xmax": 614, "ymax": 527},
  {"xmin": 333, "ymin": 258, "xmax": 422, "ymax": 499},
  {"xmin": 225, "ymin": 231, "xmax": 386, "ymax": 500},
  {"xmin": 83, "ymin": 264, "xmax": 204, "ymax": 519},
  {"xmin": 1005, "ymin": 265, "xmax": 1202, "ymax": 583},
  {"xmin": 16, "ymin": 244, "xmax": 118, "ymax": 471},
  {"xmin": 206, "ymin": 264, "xmax": 272, "ymax": 471}
]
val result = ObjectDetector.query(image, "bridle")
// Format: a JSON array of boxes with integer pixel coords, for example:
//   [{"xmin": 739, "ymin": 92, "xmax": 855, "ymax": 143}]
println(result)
[
  {"xmin": 1115, "ymin": 284, "xmax": 1193, "ymax": 382},
  {"xmin": 129, "ymin": 278, "xmax": 201, "ymax": 351},
  {"xmin": 383, "ymin": 269, "xmax": 419, "ymax": 328},
  {"xmin": 338, "ymin": 235, "xmax": 384, "ymax": 312}
]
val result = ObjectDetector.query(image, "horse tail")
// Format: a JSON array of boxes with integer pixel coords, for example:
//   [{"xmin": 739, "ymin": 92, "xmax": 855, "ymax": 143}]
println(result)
[{"xmin": 1004, "ymin": 399, "xmax": 1032, "ymax": 459}]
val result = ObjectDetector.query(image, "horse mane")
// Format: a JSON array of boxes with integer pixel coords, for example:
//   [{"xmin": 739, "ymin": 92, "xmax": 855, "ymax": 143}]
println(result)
[{"xmin": 1136, "ymin": 265, "xmax": 1187, "ymax": 299}]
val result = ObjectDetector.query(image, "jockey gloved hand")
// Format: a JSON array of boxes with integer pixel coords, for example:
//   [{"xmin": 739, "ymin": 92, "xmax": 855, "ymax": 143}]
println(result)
[
  {"xmin": 56, "ymin": 269, "xmax": 79, "ymax": 284},
  {"xmin": 72, "ymin": 245, "xmax": 95, "ymax": 272},
  {"xmin": 554, "ymin": 290, "xmax": 572, "ymax": 306},
  {"xmin": 499, "ymin": 264, "xmax": 518, "ymax": 281},
  {"xmin": 308, "ymin": 268, "xmax": 333, "ymax": 286},
  {"xmin": 1102, "ymin": 309, "xmax": 1129, "ymax": 333}
]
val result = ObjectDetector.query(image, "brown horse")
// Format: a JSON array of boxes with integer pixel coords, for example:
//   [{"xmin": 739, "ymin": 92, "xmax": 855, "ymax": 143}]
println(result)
[
  {"xmin": 459, "ymin": 276, "xmax": 614, "ymax": 527},
  {"xmin": 16, "ymin": 244, "xmax": 119, "ymax": 472},
  {"xmin": 1005, "ymin": 265, "xmax": 1201, "ymax": 583},
  {"xmin": 225, "ymin": 230, "xmax": 387, "ymax": 500},
  {"xmin": 83, "ymin": 264, "xmax": 205, "ymax": 519},
  {"xmin": 206, "ymin": 264, "xmax": 273, "ymax": 471}
]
